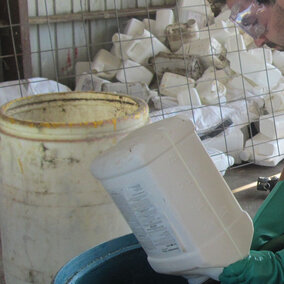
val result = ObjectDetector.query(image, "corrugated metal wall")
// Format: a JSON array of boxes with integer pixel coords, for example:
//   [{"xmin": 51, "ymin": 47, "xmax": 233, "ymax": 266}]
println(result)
[{"xmin": 28, "ymin": 0, "xmax": 175, "ymax": 88}]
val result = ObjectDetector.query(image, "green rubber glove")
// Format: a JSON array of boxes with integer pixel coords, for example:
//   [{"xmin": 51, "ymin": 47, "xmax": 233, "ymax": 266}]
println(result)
[
  {"xmin": 252, "ymin": 180, "xmax": 284, "ymax": 250},
  {"xmin": 219, "ymin": 180, "xmax": 284, "ymax": 283},
  {"xmin": 219, "ymin": 249, "xmax": 284, "ymax": 284}
]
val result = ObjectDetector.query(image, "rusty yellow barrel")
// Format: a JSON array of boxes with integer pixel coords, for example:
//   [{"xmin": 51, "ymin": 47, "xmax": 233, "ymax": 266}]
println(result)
[{"xmin": 0, "ymin": 92, "xmax": 149, "ymax": 284}]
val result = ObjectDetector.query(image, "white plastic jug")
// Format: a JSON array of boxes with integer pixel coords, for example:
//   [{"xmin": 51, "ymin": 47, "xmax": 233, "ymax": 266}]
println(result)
[
  {"xmin": 91, "ymin": 49, "xmax": 121, "ymax": 80},
  {"xmin": 159, "ymin": 72, "xmax": 195, "ymax": 97},
  {"xmin": 177, "ymin": 38, "xmax": 226, "ymax": 69},
  {"xmin": 154, "ymin": 9, "xmax": 175, "ymax": 42},
  {"xmin": 244, "ymin": 133, "xmax": 284, "ymax": 156},
  {"xmin": 260, "ymin": 111, "xmax": 284, "ymax": 139},
  {"xmin": 124, "ymin": 29, "xmax": 170, "ymax": 64},
  {"xmin": 177, "ymin": 0, "xmax": 214, "ymax": 27},
  {"xmin": 124, "ymin": 18, "xmax": 145, "ymax": 36},
  {"xmin": 227, "ymin": 51, "xmax": 282, "ymax": 89},
  {"xmin": 177, "ymin": 87, "xmax": 201, "ymax": 107},
  {"xmin": 116, "ymin": 59, "xmax": 154, "ymax": 86},
  {"xmin": 196, "ymin": 80, "xmax": 227, "ymax": 105},
  {"xmin": 166, "ymin": 20, "xmax": 200, "ymax": 52},
  {"xmin": 225, "ymin": 34, "xmax": 246, "ymax": 53},
  {"xmin": 91, "ymin": 116, "xmax": 253, "ymax": 283}
]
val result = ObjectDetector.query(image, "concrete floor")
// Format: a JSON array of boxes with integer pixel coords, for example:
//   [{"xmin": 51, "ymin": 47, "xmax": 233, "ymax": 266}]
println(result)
[
  {"xmin": 0, "ymin": 161, "xmax": 283, "ymax": 284},
  {"xmin": 224, "ymin": 160, "xmax": 284, "ymax": 219}
]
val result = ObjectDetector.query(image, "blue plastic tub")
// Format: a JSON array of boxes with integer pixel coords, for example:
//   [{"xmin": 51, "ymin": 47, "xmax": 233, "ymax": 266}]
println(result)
[{"xmin": 53, "ymin": 234, "xmax": 219, "ymax": 284}]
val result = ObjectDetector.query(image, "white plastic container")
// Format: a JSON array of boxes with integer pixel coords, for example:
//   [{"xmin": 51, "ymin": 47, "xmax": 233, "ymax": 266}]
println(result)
[
  {"xmin": 154, "ymin": 9, "xmax": 175, "ymax": 42},
  {"xmin": 177, "ymin": 37, "xmax": 226, "ymax": 69},
  {"xmin": 124, "ymin": 18, "xmax": 145, "ymax": 36},
  {"xmin": 111, "ymin": 33, "xmax": 133, "ymax": 60},
  {"xmin": 124, "ymin": 29, "xmax": 170, "ymax": 64},
  {"xmin": 203, "ymin": 128, "xmax": 244, "ymax": 164},
  {"xmin": 273, "ymin": 50, "xmax": 284, "ymax": 74},
  {"xmin": 242, "ymin": 32, "xmax": 255, "ymax": 48},
  {"xmin": 245, "ymin": 133, "xmax": 284, "ymax": 156},
  {"xmin": 0, "ymin": 92, "xmax": 149, "ymax": 284},
  {"xmin": 177, "ymin": 0, "xmax": 214, "ymax": 27},
  {"xmin": 196, "ymin": 80, "xmax": 227, "ymax": 105},
  {"xmin": 160, "ymin": 72, "xmax": 195, "ymax": 97},
  {"xmin": 177, "ymin": 87, "xmax": 202, "ymax": 107},
  {"xmin": 102, "ymin": 82, "xmax": 151, "ymax": 101},
  {"xmin": 178, "ymin": 9, "xmax": 208, "ymax": 29},
  {"xmin": 199, "ymin": 21, "xmax": 237, "ymax": 45},
  {"xmin": 241, "ymin": 133, "xmax": 284, "ymax": 166},
  {"xmin": 244, "ymin": 133, "xmax": 270, "ymax": 154},
  {"xmin": 75, "ymin": 73, "xmax": 110, "ymax": 92},
  {"xmin": 225, "ymin": 75, "xmax": 255, "ymax": 101},
  {"xmin": 215, "ymin": 9, "xmax": 232, "ymax": 23},
  {"xmin": 143, "ymin": 18, "xmax": 157, "ymax": 34},
  {"xmin": 240, "ymin": 150, "xmax": 284, "ymax": 166},
  {"xmin": 177, "ymin": 0, "xmax": 213, "ymax": 17},
  {"xmin": 91, "ymin": 116, "xmax": 253, "ymax": 282},
  {"xmin": 197, "ymin": 66, "xmax": 233, "ymax": 85},
  {"xmin": 91, "ymin": 49, "xmax": 121, "ymax": 80},
  {"xmin": 205, "ymin": 147, "xmax": 235, "ymax": 175},
  {"xmin": 240, "ymin": 149, "xmax": 284, "ymax": 166},
  {"xmin": 166, "ymin": 20, "xmax": 199, "ymax": 52},
  {"xmin": 116, "ymin": 59, "xmax": 154, "ymax": 85},
  {"xmin": 272, "ymin": 77, "xmax": 284, "ymax": 92},
  {"xmin": 248, "ymin": 48, "xmax": 273, "ymax": 65},
  {"xmin": 264, "ymin": 91, "xmax": 284, "ymax": 114},
  {"xmin": 260, "ymin": 112, "xmax": 284, "ymax": 139},
  {"xmin": 225, "ymin": 34, "xmax": 246, "ymax": 53},
  {"xmin": 150, "ymin": 93, "xmax": 179, "ymax": 110},
  {"xmin": 227, "ymin": 51, "xmax": 282, "ymax": 89}
]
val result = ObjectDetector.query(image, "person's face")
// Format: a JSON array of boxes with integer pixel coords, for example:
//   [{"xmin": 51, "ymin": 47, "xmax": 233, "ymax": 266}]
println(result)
[
  {"xmin": 260, "ymin": 2, "xmax": 284, "ymax": 50},
  {"xmin": 228, "ymin": 0, "xmax": 284, "ymax": 50}
]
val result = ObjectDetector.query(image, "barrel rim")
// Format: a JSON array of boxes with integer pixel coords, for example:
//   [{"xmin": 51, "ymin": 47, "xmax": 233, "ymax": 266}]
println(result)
[
  {"xmin": 0, "ymin": 91, "xmax": 148, "ymax": 129},
  {"xmin": 53, "ymin": 234, "xmax": 140, "ymax": 283},
  {"xmin": 0, "ymin": 92, "xmax": 149, "ymax": 141}
]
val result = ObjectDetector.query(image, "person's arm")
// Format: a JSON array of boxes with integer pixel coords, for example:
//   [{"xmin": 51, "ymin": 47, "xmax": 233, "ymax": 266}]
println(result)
[
  {"xmin": 219, "ymin": 166, "xmax": 284, "ymax": 283},
  {"xmin": 219, "ymin": 249, "xmax": 284, "ymax": 284}
]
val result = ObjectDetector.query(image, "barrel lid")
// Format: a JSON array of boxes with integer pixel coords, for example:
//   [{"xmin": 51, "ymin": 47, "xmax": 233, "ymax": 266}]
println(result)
[{"xmin": 91, "ymin": 116, "xmax": 195, "ymax": 180}]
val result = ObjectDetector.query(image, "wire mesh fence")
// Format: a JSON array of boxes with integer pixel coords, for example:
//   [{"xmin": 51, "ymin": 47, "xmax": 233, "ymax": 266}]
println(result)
[{"xmin": 1, "ymin": 0, "xmax": 284, "ymax": 174}]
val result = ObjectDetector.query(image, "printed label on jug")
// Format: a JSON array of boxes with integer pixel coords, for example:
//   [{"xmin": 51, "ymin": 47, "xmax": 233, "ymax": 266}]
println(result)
[{"xmin": 109, "ymin": 183, "xmax": 181, "ymax": 257}]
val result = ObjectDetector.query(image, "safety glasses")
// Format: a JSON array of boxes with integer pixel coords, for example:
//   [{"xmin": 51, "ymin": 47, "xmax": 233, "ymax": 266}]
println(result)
[
  {"xmin": 230, "ymin": 0, "xmax": 284, "ymax": 50},
  {"xmin": 230, "ymin": 0, "xmax": 269, "ymax": 39}
]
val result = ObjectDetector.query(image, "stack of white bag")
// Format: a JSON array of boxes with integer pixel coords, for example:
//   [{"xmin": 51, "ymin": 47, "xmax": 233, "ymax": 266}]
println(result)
[
  {"xmin": 240, "ymin": 111, "xmax": 284, "ymax": 166},
  {"xmin": 0, "ymin": 78, "xmax": 71, "ymax": 106},
  {"xmin": 227, "ymin": 49, "xmax": 284, "ymax": 167}
]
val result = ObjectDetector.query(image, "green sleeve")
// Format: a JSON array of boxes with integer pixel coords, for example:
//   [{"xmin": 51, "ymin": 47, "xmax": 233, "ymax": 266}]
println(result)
[
  {"xmin": 219, "ymin": 249, "xmax": 284, "ymax": 284},
  {"xmin": 252, "ymin": 180, "xmax": 284, "ymax": 250}
]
